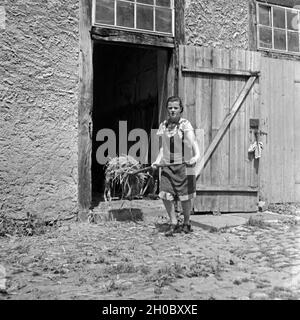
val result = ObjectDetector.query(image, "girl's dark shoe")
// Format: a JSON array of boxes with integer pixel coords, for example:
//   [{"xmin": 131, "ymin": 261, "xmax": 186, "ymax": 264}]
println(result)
[
  {"xmin": 174, "ymin": 223, "xmax": 182, "ymax": 233},
  {"xmin": 182, "ymin": 224, "xmax": 193, "ymax": 234}
]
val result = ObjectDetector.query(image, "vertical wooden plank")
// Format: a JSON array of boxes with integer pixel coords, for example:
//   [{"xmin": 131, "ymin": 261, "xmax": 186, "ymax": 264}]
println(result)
[
  {"xmin": 194, "ymin": 46, "xmax": 205, "ymax": 147},
  {"xmin": 210, "ymin": 48, "xmax": 221, "ymax": 213},
  {"xmin": 266, "ymin": 58, "xmax": 274, "ymax": 202},
  {"xmin": 238, "ymin": 50, "xmax": 247, "ymax": 188},
  {"xmin": 249, "ymin": 51, "xmax": 256, "ymax": 190},
  {"xmin": 174, "ymin": 0, "xmax": 185, "ymax": 45},
  {"xmin": 237, "ymin": 49, "xmax": 247, "ymax": 212},
  {"xmin": 278, "ymin": 59, "xmax": 285, "ymax": 203},
  {"xmin": 259, "ymin": 56, "xmax": 270, "ymax": 203},
  {"xmin": 250, "ymin": 51, "xmax": 260, "ymax": 211},
  {"xmin": 78, "ymin": 0, "xmax": 93, "ymax": 219},
  {"xmin": 282, "ymin": 60, "xmax": 295, "ymax": 202},
  {"xmin": 245, "ymin": 51, "xmax": 255, "ymax": 210},
  {"xmin": 210, "ymin": 48, "xmax": 230, "ymax": 212},
  {"xmin": 228, "ymin": 49, "xmax": 237, "ymax": 212},
  {"xmin": 177, "ymin": 45, "xmax": 185, "ymax": 104},
  {"xmin": 228, "ymin": 49, "xmax": 246, "ymax": 212},
  {"xmin": 294, "ymin": 63, "xmax": 300, "ymax": 201},
  {"xmin": 281, "ymin": 60, "xmax": 287, "ymax": 201},
  {"xmin": 263, "ymin": 57, "xmax": 274, "ymax": 203},
  {"xmin": 268, "ymin": 59, "xmax": 275, "ymax": 202},
  {"xmin": 200, "ymin": 47, "xmax": 213, "ymax": 212},
  {"xmin": 194, "ymin": 46, "xmax": 204, "ymax": 131},
  {"xmin": 194, "ymin": 46, "xmax": 204, "ymax": 211},
  {"xmin": 271, "ymin": 59, "xmax": 284, "ymax": 202},
  {"xmin": 195, "ymin": 46, "xmax": 206, "ymax": 193},
  {"xmin": 184, "ymin": 46, "xmax": 196, "ymax": 126},
  {"xmin": 220, "ymin": 49, "xmax": 231, "ymax": 212},
  {"xmin": 182, "ymin": 46, "xmax": 196, "ymax": 210}
]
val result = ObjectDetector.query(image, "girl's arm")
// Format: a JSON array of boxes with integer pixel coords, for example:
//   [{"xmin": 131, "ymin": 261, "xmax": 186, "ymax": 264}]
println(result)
[
  {"xmin": 185, "ymin": 130, "xmax": 200, "ymax": 165},
  {"xmin": 152, "ymin": 147, "xmax": 163, "ymax": 168}
]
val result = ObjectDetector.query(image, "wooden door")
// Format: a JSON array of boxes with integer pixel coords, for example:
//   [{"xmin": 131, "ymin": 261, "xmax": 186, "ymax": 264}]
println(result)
[
  {"xmin": 259, "ymin": 57, "xmax": 300, "ymax": 203},
  {"xmin": 178, "ymin": 45, "xmax": 261, "ymax": 213}
]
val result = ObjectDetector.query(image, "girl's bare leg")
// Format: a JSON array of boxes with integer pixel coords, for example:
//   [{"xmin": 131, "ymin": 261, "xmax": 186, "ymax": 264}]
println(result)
[
  {"xmin": 162, "ymin": 199, "xmax": 177, "ymax": 225},
  {"xmin": 181, "ymin": 199, "xmax": 192, "ymax": 225}
]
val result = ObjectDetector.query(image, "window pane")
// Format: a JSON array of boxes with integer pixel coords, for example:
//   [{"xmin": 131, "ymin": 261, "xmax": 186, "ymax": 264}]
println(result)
[
  {"xmin": 156, "ymin": 0, "xmax": 171, "ymax": 7},
  {"xmin": 95, "ymin": 0, "xmax": 114, "ymax": 25},
  {"xmin": 137, "ymin": 0, "xmax": 153, "ymax": 4},
  {"xmin": 273, "ymin": 7, "xmax": 286, "ymax": 29},
  {"xmin": 93, "ymin": 0, "xmax": 174, "ymax": 36},
  {"xmin": 258, "ymin": 5, "xmax": 271, "ymax": 26},
  {"xmin": 117, "ymin": 1, "xmax": 134, "ymax": 28},
  {"xmin": 274, "ymin": 29, "xmax": 286, "ymax": 50},
  {"xmin": 137, "ymin": 4, "xmax": 153, "ymax": 31},
  {"xmin": 287, "ymin": 10, "xmax": 299, "ymax": 30},
  {"xmin": 258, "ymin": 26, "xmax": 272, "ymax": 48},
  {"xmin": 288, "ymin": 31, "xmax": 300, "ymax": 52},
  {"xmin": 155, "ymin": 7, "xmax": 172, "ymax": 33}
]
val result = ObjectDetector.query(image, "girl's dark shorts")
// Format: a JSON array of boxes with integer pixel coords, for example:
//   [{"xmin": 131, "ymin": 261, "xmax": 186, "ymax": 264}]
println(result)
[{"xmin": 159, "ymin": 163, "xmax": 196, "ymax": 201}]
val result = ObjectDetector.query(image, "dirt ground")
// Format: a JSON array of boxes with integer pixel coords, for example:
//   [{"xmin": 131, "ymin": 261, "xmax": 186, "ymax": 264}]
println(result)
[{"xmin": 0, "ymin": 200, "xmax": 300, "ymax": 300}]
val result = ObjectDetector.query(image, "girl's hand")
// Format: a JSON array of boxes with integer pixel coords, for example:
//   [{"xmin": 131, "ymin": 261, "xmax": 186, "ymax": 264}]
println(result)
[
  {"xmin": 188, "ymin": 156, "xmax": 198, "ymax": 165},
  {"xmin": 151, "ymin": 162, "xmax": 160, "ymax": 169}
]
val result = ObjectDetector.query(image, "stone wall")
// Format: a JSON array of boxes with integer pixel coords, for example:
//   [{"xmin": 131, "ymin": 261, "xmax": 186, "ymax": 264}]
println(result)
[
  {"xmin": 0, "ymin": 0, "xmax": 79, "ymax": 218},
  {"xmin": 185, "ymin": 0, "xmax": 250, "ymax": 49}
]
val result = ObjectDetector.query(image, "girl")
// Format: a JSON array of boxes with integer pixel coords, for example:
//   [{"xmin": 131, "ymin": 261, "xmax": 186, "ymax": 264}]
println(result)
[{"xmin": 152, "ymin": 96, "xmax": 200, "ymax": 236}]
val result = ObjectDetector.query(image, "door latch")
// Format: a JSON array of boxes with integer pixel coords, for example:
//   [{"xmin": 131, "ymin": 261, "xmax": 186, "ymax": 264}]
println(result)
[{"xmin": 258, "ymin": 130, "xmax": 268, "ymax": 136}]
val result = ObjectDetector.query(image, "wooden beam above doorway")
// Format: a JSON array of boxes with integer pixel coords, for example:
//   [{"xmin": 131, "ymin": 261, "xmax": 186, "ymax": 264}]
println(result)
[{"xmin": 92, "ymin": 27, "xmax": 175, "ymax": 49}]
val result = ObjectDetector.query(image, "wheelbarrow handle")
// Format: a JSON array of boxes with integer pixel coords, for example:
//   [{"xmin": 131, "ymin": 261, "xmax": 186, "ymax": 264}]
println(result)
[
  {"xmin": 128, "ymin": 165, "xmax": 159, "ymax": 175},
  {"xmin": 129, "ymin": 163, "xmax": 188, "ymax": 175},
  {"xmin": 128, "ymin": 166, "xmax": 152, "ymax": 175}
]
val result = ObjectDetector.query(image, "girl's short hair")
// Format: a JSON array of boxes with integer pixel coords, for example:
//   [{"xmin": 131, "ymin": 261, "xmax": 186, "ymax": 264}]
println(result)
[{"xmin": 166, "ymin": 96, "xmax": 183, "ymax": 113}]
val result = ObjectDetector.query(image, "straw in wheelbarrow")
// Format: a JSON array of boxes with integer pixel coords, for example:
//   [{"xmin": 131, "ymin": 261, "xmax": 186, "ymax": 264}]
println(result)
[{"xmin": 104, "ymin": 155, "xmax": 150, "ymax": 201}]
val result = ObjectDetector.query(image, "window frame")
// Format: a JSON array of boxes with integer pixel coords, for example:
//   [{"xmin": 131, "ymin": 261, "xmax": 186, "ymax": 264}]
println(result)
[
  {"xmin": 256, "ymin": 1, "xmax": 300, "ymax": 55},
  {"xmin": 92, "ymin": 0, "xmax": 175, "ymax": 37}
]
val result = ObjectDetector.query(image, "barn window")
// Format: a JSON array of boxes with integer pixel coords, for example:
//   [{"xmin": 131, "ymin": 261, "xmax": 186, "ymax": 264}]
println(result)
[
  {"xmin": 93, "ymin": 0, "xmax": 174, "ymax": 36},
  {"xmin": 257, "ymin": 2, "xmax": 300, "ymax": 54}
]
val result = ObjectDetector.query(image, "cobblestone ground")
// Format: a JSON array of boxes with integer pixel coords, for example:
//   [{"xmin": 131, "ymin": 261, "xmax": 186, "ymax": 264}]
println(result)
[{"xmin": 0, "ymin": 201, "xmax": 299, "ymax": 300}]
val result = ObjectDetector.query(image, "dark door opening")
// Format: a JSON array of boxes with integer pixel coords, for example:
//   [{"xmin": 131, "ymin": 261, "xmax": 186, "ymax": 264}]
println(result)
[{"xmin": 92, "ymin": 42, "xmax": 169, "ymax": 204}]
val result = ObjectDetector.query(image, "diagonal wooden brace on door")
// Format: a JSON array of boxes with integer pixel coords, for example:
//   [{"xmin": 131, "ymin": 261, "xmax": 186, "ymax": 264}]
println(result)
[{"xmin": 195, "ymin": 75, "xmax": 258, "ymax": 178}]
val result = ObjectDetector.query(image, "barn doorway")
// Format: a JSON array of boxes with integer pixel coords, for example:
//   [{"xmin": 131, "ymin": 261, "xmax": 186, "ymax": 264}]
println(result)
[{"xmin": 92, "ymin": 42, "xmax": 171, "ymax": 204}]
